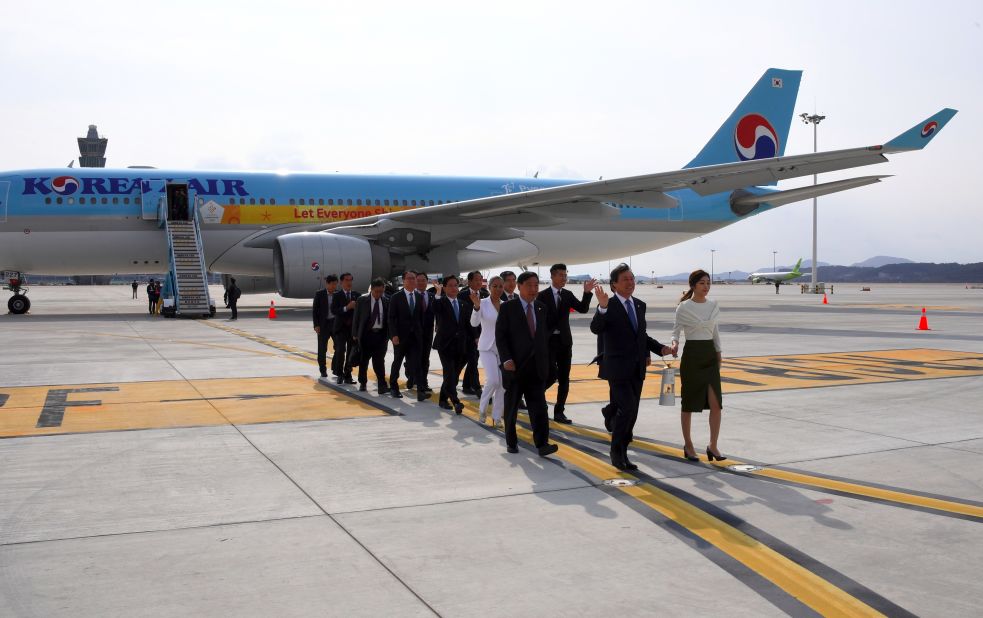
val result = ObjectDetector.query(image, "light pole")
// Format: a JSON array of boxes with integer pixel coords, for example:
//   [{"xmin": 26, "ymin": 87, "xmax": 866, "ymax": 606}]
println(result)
[
  {"xmin": 800, "ymin": 112, "xmax": 826, "ymax": 292},
  {"xmin": 710, "ymin": 249, "xmax": 716, "ymax": 283},
  {"xmin": 773, "ymin": 251, "xmax": 778, "ymax": 272}
]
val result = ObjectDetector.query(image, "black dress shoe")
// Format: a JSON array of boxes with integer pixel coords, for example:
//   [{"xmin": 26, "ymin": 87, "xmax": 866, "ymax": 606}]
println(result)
[
  {"xmin": 553, "ymin": 414, "xmax": 573, "ymax": 425},
  {"xmin": 377, "ymin": 385, "xmax": 388, "ymax": 394},
  {"xmin": 390, "ymin": 388, "xmax": 404, "ymax": 398},
  {"xmin": 319, "ymin": 371, "xmax": 327, "ymax": 378},
  {"xmin": 343, "ymin": 375, "xmax": 356, "ymax": 384},
  {"xmin": 453, "ymin": 401, "xmax": 464, "ymax": 415},
  {"xmin": 623, "ymin": 452, "xmax": 638, "ymax": 471},
  {"xmin": 506, "ymin": 445, "xmax": 519, "ymax": 454},
  {"xmin": 336, "ymin": 376, "xmax": 344, "ymax": 384},
  {"xmin": 537, "ymin": 443, "xmax": 559, "ymax": 457},
  {"xmin": 601, "ymin": 404, "xmax": 615, "ymax": 432},
  {"xmin": 422, "ymin": 384, "xmax": 433, "ymax": 394},
  {"xmin": 461, "ymin": 387, "xmax": 475, "ymax": 396},
  {"xmin": 406, "ymin": 380, "xmax": 415, "ymax": 390},
  {"xmin": 417, "ymin": 390, "xmax": 428, "ymax": 402},
  {"xmin": 610, "ymin": 448, "xmax": 627, "ymax": 470},
  {"xmin": 438, "ymin": 400, "xmax": 453, "ymax": 410},
  {"xmin": 358, "ymin": 383, "xmax": 367, "ymax": 392},
  {"xmin": 473, "ymin": 387, "xmax": 483, "ymax": 398}
]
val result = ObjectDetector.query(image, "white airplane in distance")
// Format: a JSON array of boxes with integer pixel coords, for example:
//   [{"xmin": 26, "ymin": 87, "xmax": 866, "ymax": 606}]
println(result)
[
  {"xmin": 748, "ymin": 258, "xmax": 807, "ymax": 288},
  {"xmin": 0, "ymin": 68, "xmax": 958, "ymax": 315}
]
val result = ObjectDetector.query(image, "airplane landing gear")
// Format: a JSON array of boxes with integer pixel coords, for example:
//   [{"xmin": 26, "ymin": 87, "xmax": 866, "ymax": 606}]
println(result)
[
  {"xmin": 3, "ymin": 271, "xmax": 30, "ymax": 314},
  {"xmin": 8, "ymin": 294, "xmax": 30, "ymax": 314}
]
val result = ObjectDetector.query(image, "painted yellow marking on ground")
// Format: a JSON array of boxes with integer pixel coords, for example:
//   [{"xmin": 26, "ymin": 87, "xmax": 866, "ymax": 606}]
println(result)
[
  {"xmin": 453, "ymin": 400, "xmax": 884, "ymax": 616},
  {"xmin": 534, "ymin": 348, "xmax": 983, "ymax": 404},
  {"xmin": 532, "ymin": 418, "xmax": 983, "ymax": 520},
  {"xmin": 0, "ymin": 377, "xmax": 385, "ymax": 438}
]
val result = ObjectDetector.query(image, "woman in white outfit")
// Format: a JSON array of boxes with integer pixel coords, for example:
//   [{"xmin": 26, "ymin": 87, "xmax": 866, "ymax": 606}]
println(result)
[
  {"xmin": 669, "ymin": 269, "xmax": 726, "ymax": 463},
  {"xmin": 469, "ymin": 276, "xmax": 505, "ymax": 427}
]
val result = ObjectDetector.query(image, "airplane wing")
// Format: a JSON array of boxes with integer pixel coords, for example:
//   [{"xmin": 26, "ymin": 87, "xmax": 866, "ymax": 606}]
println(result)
[{"xmin": 243, "ymin": 108, "xmax": 957, "ymax": 250}]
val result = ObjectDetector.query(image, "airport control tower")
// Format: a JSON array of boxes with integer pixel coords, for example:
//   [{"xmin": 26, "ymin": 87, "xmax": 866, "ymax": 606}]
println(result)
[{"xmin": 77, "ymin": 124, "xmax": 107, "ymax": 167}]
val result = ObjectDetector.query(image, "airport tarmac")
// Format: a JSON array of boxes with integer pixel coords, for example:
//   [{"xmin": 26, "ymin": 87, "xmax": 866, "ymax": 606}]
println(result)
[{"xmin": 1, "ymin": 282, "xmax": 982, "ymax": 617}]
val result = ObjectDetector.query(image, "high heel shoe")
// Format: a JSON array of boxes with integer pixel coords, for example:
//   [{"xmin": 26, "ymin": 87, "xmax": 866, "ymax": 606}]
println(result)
[
  {"xmin": 706, "ymin": 446, "xmax": 727, "ymax": 462},
  {"xmin": 682, "ymin": 446, "xmax": 699, "ymax": 462}
]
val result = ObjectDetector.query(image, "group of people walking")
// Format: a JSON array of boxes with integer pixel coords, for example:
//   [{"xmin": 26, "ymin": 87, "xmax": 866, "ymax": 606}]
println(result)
[{"xmin": 313, "ymin": 263, "xmax": 725, "ymax": 469}]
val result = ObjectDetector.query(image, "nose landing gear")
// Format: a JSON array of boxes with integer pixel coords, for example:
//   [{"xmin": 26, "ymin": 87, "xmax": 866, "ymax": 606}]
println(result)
[{"xmin": 3, "ymin": 271, "xmax": 30, "ymax": 315}]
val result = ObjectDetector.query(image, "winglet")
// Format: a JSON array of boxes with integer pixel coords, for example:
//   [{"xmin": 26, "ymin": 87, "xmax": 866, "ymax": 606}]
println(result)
[{"xmin": 884, "ymin": 108, "xmax": 957, "ymax": 151}]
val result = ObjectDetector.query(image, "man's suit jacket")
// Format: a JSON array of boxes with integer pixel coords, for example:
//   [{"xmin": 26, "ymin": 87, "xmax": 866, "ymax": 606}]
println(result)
[
  {"xmin": 389, "ymin": 289, "xmax": 424, "ymax": 342},
  {"xmin": 331, "ymin": 289, "xmax": 361, "ymax": 334},
  {"xmin": 312, "ymin": 288, "xmax": 335, "ymax": 327},
  {"xmin": 537, "ymin": 287, "xmax": 593, "ymax": 346},
  {"xmin": 432, "ymin": 295, "xmax": 473, "ymax": 352},
  {"xmin": 499, "ymin": 292, "xmax": 519, "ymax": 303},
  {"xmin": 351, "ymin": 294, "xmax": 389, "ymax": 341},
  {"xmin": 496, "ymin": 298, "xmax": 550, "ymax": 382},
  {"xmin": 420, "ymin": 287, "xmax": 437, "ymax": 331},
  {"xmin": 590, "ymin": 295, "xmax": 666, "ymax": 382}
]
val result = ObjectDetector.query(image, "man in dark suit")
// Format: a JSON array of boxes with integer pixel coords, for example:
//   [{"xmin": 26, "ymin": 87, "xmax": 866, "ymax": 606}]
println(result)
[
  {"xmin": 351, "ymin": 278, "xmax": 390, "ymax": 393},
  {"xmin": 414, "ymin": 271, "xmax": 436, "ymax": 394},
  {"xmin": 497, "ymin": 271, "xmax": 558, "ymax": 457},
  {"xmin": 460, "ymin": 270, "xmax": 488, "ymax": 396},
  {"xmin": 388, "ymin": 270, "xmax": 427, "ymax": 401},
  {"xmin": 330, "ymin": 272, "xmax": 360, "ymax": 384},
  {"xmin": 431, "ymin": 275, "xmax": 472, "ymax": 414},
  {"xmin": 537, "ymin": 263, "xmax": 597, "ymax": 424},
  {"xmin": 313, "ymin": 274, "xmax": 339, "ymax": 378},
  {"xmin": 591, "ymin": 263, "xmax": 671, "ymax": 471},
  {"xmin": 499, "ymin": 270, "xmax": 518, "ymax": 302}
]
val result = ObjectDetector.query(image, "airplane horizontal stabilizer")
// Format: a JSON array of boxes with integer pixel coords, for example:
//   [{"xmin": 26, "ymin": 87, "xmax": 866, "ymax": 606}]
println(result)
[
  {"xmin": 732, "ymin": 175, "xmax": 889, "ymax": 208},
  {"xmin": 884, "ymin": 108, "xmax": 957, "ymax": 151}
]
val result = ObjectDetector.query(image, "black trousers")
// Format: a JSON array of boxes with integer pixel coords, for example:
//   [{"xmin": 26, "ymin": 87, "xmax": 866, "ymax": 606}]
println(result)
[
  {"xmin": 608, "ymin": 378, "xmax": 643, "ymax": 452},
  {"xmin": 437, "ymin": 344, "xmax": 466, "ymax": 404},
  {"xmin": 546, "ymin": 334, "xmax": 573, "ymax": 412},
  {"xmin": 229, "ymin": 300, "xmax": 237, "ymax": 319},
  {"xmin": 148, "ymin": 296, "xmax": 157, "ymax": 314},
  {"xmin": 463, "ymin": 339, "xmax": 481, "ymax": 390},
  {"xmin": 503, "ymin": 367, "xmax": 550, "ymax": 449},
  {"xmin": 420, "ymin": 326, "xmax": 434, "ymax": 386},
  {"xmin": 332, "ymin": 329, "xmax": 353, "ymax": 377},
  {"xmin": 390, "ymin": 335, "xmax": 423, "ymax": 391},
  {"xmin": 358, "ymin": 330, "xmax": 388, "ymax": 386},
  {"xmin": 316, "ymin": 320, "xmax": 334, "ymax": 375}
]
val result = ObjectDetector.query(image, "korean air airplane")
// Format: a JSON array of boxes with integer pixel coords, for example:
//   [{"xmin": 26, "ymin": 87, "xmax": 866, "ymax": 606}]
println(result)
[{"xmin": 0, "ymin": 69, "xmax": 956, "ymax": 315}]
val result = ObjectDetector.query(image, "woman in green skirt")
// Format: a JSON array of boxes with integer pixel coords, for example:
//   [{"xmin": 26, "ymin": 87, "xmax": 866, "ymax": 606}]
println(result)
[{"xmin": 669, "ymin": 270, "xmax": 725, "ymax": 462}]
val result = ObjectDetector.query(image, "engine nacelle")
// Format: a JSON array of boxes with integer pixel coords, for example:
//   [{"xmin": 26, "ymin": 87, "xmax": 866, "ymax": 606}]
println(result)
[
  {"xmin": 273, "ymin": 232, "xmax": 390, "ymax": 298},
  {"xmin": 221, "ymin": 274, "xmax": 277, "ymax": 295}
]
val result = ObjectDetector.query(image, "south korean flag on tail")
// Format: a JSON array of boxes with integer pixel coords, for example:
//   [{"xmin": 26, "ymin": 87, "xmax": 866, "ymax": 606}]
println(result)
[{"xmin": 771, "ymin": 77, "xmax": 783, "ymax": 88}]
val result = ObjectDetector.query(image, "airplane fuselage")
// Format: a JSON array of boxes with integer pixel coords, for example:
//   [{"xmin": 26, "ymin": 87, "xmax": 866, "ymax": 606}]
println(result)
[{"xmin": 0, "ymin": 168, "xmax": 756, "ymax": 284}]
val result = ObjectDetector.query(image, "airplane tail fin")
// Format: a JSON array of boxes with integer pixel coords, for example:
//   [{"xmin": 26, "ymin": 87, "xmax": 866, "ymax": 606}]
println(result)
[
  {"xmin": 685, "ymin": 68, "xmax": 802, "ymax": 169},
  {"xmin": 884, "ymin": 108, "xmax": 957, "ymax": 151},
  {"xmin": 792, "ymin": 258, "xmax": 803, "ymax": 274}
]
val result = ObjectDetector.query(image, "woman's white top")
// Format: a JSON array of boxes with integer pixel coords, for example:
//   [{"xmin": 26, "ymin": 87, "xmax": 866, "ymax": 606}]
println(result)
[
  {"xmin": 470, "ymin": 296, "xmax": 502, "ymax": 353},
  {"xmin": 672, "ymin": 298, "xmax": 722, "ymax": 352}
]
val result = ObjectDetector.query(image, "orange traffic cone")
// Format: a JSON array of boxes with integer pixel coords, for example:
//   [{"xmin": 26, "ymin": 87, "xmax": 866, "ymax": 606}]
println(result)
[
  {"xmin": 917, "ymin": 307, "xmax": 929, "ymax": 330},
  {"xmin": 268, "ymin": 300, "xmax": 277, "ymax": 319},
  {"xmin": 822, "ymin": 293, "xmax": 828, "ymax": 305}
]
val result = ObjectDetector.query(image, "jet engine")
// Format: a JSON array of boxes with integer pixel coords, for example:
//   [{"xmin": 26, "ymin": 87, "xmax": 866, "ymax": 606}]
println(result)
[{"xmin": 273, "ymin": 232, "xmax": 391, "ymax": 298}]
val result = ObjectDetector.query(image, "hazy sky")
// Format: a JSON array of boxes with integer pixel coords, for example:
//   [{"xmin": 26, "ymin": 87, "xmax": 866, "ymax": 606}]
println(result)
[{"xmin": 2, "ymin": 1, "xmax": 980, "ymax": 276}]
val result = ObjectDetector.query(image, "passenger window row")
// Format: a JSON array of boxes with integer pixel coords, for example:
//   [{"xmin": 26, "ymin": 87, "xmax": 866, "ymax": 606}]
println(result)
[{"xmin": 43, "ymin": 195, "xmax": 457, "ymax": 207}]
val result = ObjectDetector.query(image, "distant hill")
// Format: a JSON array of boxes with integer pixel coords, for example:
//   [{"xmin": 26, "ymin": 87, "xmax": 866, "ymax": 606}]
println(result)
[
  {"xmin": 653, "ymin": 258, "xmax": 983, "ymax": 283},
  {"xmin": 807, "ymin": 262, "xmax": 983, "ymax": 283},
  {"xmin": 850, "ymin": 256, "xmax": 914, "ymax": 268}
]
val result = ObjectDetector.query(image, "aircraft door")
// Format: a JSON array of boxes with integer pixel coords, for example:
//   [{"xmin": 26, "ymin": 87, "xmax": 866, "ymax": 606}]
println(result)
[
  {"xmin": 0, "ymin": 181, "xmax": 9, "ymax": 223},
  {"xmin": 142, "ymin": 179, "xmax": 166, "ymax": 220}
]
